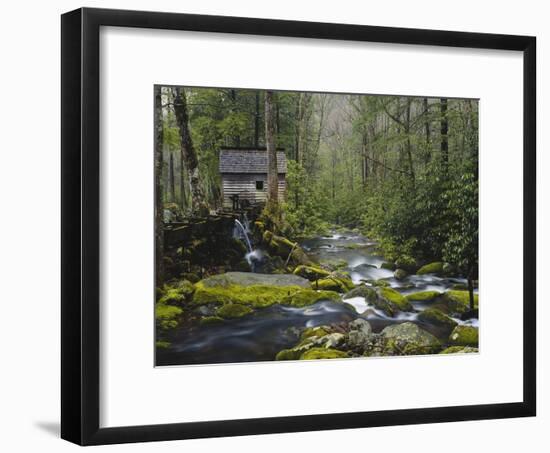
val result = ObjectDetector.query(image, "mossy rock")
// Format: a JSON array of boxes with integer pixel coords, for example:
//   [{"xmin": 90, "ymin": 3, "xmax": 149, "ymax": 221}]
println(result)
[
  {"xmin": 300, "ymin": 348, "xmax": 349, "ymax": 360},
  {"xmin": 293, "ymin": 265, "xmax": 330, "ymax": 281},
  {"xmin": 216, "ymin": 303, "xmax": 253, "ymax": 319},
  {"xmin": 381, "ymin": 322, "xmax": 441, "ymax": 355},
  {"xmin": 155, "ymin": 303, "xmax": 183, "ymax": 330},
  {"xmin": 193, "ymin": 283, "xmax": 301, "ymax": 308},
  {"xmin": 417, "ymin": 308, "xmax": 458, "ymax": 330},
  {"xmin": 275, "ymin": 348, "xmax": 303, "ymax": 361},
  {"xmin": 394, "ymin": 255, "xmax": 418, "ymax": 273},
  {"xmin": 394, "ymin": 268, "xmax": 408, "ymax": 280},
  {"xmin": 344, "ymin": 285, "xmax": 378, "ymax": 301},
  {"xmin": 199, "ymin": 272, "xmax": 310, "ymax": 288},
  {"xmin": 380, "ymin": 261, "xmax": 395, "ymax": 271},
  {"xmin": 155, "ymin": 340, "xmax": 171, "ymax": 349},
  {"xmin": 449, "ymin": 325, "xmax": 479, "ymax": 347},
  {"xmin": 322, "ymin": 259, "xmax": 349, "ymax": 271},
  {"xmin": 416, "ymin": 261, "xmax": 444, "ymax": 275},
  {"xmin": 379, "ymin": 287, "xmax": 413, "ymax": 312},
  {"xmin": 441, "ymin": 290, "xmax": 479, "ymax": 314},
  {"xmin": 313, "ymin": 275, "xmax": 354, "ymax": 293},
  {"xmin": 199, "ymin": 316, "xmax": 225, "ymax": 325},
  {"xmin": 281, "ymin": 289, "xmax": 341, "ymax": 307},
  {"xmin": 406, "ymin": 291, "xmax": 441, "ymax": 302},
  {"xmin": 301, "ymin": 326, "xmax": 330, "ymax": 340},
  {"xmin": 440, "ymin": 346, "xmax": 479, "ymax": 354}
]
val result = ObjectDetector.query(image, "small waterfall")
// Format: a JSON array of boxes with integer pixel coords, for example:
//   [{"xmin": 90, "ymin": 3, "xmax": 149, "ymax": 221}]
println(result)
[{"xmin": 234, "ymin": 219, "xmax": 253, "ymax": 253}]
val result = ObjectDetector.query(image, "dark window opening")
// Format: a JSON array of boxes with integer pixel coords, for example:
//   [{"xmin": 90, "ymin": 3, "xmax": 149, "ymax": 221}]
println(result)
[{"xmin": 256, "ymin": 180, "xmax": 264, "ymax": 190}]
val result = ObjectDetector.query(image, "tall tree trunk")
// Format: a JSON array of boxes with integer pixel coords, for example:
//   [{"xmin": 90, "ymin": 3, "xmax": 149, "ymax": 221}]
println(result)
[
  {"xmin": 254, "ymin": 91, "xmax": 260, "ymax": 148},
  {"xmin": 423, "ymin": 97, "xmax": 431, "ymax": 164},
  {"xmin": 179, "ymin": 151, "xmax": 187, "ymax": 210},
  {"xmin": 169, "ymin": 152, "xmax": 176, "ymax": 202},
  {"xmin": 265, "ymin": 91, "xmax": 278, "ymax": 206},
  {"xmin": 467, "ymin": 265, "xmax": 475, "ymax": 311},
  {"xmin": 230, "ymin": 89, "xmax": 240, "ymax": 147},
  {"xmin": 440, "ymin": 98, "xmax": 449, "ymax": 174},
  {"xmin": 172, "ymin": 87, "xmax": 209, "ymax": 217},
  {"xmin": 405, "ymin": 98, "xmax": 415, "ymax": 188},
  {"xmin": 154, "ymin": 86, "xmax": 164, "ymax": 287}
]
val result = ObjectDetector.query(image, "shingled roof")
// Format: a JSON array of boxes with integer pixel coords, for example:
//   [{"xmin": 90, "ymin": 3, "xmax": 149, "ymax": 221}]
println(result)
[{"xmin": 219, "ymin": 148, "xmax": 287, "ymax": 174}]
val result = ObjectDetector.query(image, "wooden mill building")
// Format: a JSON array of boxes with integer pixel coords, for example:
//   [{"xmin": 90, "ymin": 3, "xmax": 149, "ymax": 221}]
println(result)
[{"xmin": 219, "ymin": 147, "xmax": 287, "ymax": 209}]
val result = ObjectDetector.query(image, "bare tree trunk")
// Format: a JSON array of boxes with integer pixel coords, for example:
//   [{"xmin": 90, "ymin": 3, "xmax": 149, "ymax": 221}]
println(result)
[
  {"xmin": 405, "ymin": 98, "xmax": 415, "ymax": 188},
  {"xmin": 440, "ymin": 98, "xmax": 449, "ymax": 175},
  {"xmin": 172, "ymin": 87, "xmax": 209, "ymax": 217},
  {"xmin": 423, "ymin": 97, "xmax": 431, "ymax": 164},
  {"xmin": 265, "ymin": 91, "xmax": 278, "ymax": 206},
  {"xmin": 179, "ymin": 151, "xmax": 187, "ymax": 210},
  {"xmin": 169, "ymin": 152, "xmax": 176, "ymax": 202},
  {"xmin": 154, "ymin": 86, "xmax": 164, "ymax": 287}
]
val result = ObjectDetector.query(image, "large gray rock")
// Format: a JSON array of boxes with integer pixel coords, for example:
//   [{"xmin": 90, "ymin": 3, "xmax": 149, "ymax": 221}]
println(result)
[
  {"xmin": 347, "ymin": 319, "xmax": 373, "ymax": 348},
  {"xmin": 381, "ymin": 322, "xmax": 441, "ymax": 355},
  {"xmin": 199, "ymin": 272, "xmax": 311, "ymax": 288}
]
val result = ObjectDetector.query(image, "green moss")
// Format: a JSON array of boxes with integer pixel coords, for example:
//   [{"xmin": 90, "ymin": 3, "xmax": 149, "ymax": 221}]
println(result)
[
  {"xmin": 282, "ymin": 289, "xmax": 340, "ymax": 307},
  {"xmin": 193, "ymin": 283, "xmax": 302, "ymax": 308},
  {"xmin": 322, "ymin": 259, "xmax": 349, "ymax": 271},
  {"xmin": 380, "ymin": 287, "xmax": 413, "ymax": 311},
  {"xmin": 216, "ymin": 303, "xmax": 253, "ymax": 319},
  {"xmin": 293, "ymin": 265, "xmax": 330, "ymax": 281},
  {"xmin": 313, "ymin": 276, "xmax": 354, "ymax": 293},
  {"xmin": 158, "ymin": 280, "xmax": 195, "ymax": 305},
  {"xmin": 155, "ymin": 303, "xmax": 183, "ymax": 330},
  {"xmin": 199, "ymin": 316, "xmax": 225, "ymax": 325},
  {"xmin": 417, "ymin": 308, "xmax": 458, "ymax": 329},
  {"xmin": 301, "ymin": 326, "xmax": 330, "ymax": 340},
  {"xmin": 181, "ymin": 272, "xmax": 200, "ymax": 283},
  {"xmin": 440, "ymin": 346, "xmax": 479, "ymax": 354},
  {"xmin": 449, "ymin": 325, "xmax": 479, "ymax": 346},
  {"xmin": 299, "ymin": 348, "xmax": 349, "ymax": 360},
  {"xmin": 275, "ymin": 349, "xmax": 303, "ymax": 360},
  {"xmin": 155, "ymin": 340, "xmax": 171, "ymax": 349},
  {"xmin": 344, "ymin": 285, "xmax": 378, "ymax": 301},
  {"xmin": 416, "ymin": 262, "xmax": 444, "ymax": 275},
  {"xmin": 442, "ymin": 290, "xmax": 479, "ymax": 313},
  {"xmin": 394, "ymin": 269, "xmax": 408, "ymax": 280},
  {"xmin": 380, "ymin": 261, "xmax": 395, "ymax": 271},
  {"xmin": 406, "ymin": 291, "xmax": 441, "ymax": 302}
]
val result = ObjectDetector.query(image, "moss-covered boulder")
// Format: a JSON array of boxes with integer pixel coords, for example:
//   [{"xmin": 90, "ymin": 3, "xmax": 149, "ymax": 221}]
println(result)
[
  {"xmin": 300, "ymin": 348, "xmax": 349, "ymax": 360},
  {"xmin": 378, "ymin": 287, "xmax": 413, "ymax": 312},
  {"xmin": 199, "ymin": 316, "xmax": 225, "ymax": 325},
  {"xmin": 155, "ymin": 340, "xmax": 171, "ymax": 349},
  {"xmin": 381, "ymin": 322, "xmax": 441, "ymax": 355},
  {"xmin": 262, "ymin": 230, "xmax": 311, "ymax": 265},
  {"xmin": 441, "ymin": 290, "xmax": 479, "ymax": 314},
  {"xmin": 155, "ymin": 303, "xmax": 183, "ymax": 330},
  {"xmin": 293, "ymin": 265, "xmax": 330, "ymax": 281},
  {"xmin": 313, "ymin": 275, "xmax": 354, "ymax": 293},
  {"xmin": 394, "ymin": 268, "xmax": 408, "ymax": 280},
  {"xmin": 199, "ymin": 271, "xmax": 310, "ymax": 288},
  {"xmin": 371, "ymin": 279, "xmax": 391, "ymax": 288},
  {"xmin": 449, "ymin": 325, "xmax": 479, "ymax": 346},
  {"xmin": 275, "ymin": 348, "xmax": 303, "ymax": 361},
  {"xmin": 406, "ymin": 291, "xmax": 441, "ymax": 302},
  {"xmin": 216, "ymin": 303, "xmax": 253, "ymax": 319},
  {"xmin": 416, "ymin": 262, "xmax": 444, "ymax": 275},
  {"xmin": 380, "ymin": 261, "xmax": 395, "ymax": 271},
  {"xmin": 394, "ymin": 255, "xmax": 418, "ymax": 273},
  {"xmin": 440, "ymin": 346, "xmax": 479, "ymax": 354},
  {"xmin": 301, "ymin": 326, "xmax": 330, "ymax": 340},
  {"xmin": 417, "ymin": 308, "xmax": 458, "ymax": 331},
  {"xmin": 344, "ymin": 285, "xmax": 378, "ymax": 301}
]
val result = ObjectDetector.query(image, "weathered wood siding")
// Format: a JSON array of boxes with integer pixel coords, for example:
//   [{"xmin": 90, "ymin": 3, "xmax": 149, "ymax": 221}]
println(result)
[{"xmin": 222, "ymin": 173, "xmax": 286, "ymax": 207}]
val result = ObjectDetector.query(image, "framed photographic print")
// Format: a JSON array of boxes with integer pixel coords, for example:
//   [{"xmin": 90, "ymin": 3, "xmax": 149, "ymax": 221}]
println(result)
[{"xmin": 61, "ymin": 7, "xmax": 536, "ymax": 445}]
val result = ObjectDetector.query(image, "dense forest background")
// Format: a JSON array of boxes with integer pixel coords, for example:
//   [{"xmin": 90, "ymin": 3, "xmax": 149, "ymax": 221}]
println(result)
[{"xmin": 156, "ymin": 86, "xmax": 478, "ymax": 282}]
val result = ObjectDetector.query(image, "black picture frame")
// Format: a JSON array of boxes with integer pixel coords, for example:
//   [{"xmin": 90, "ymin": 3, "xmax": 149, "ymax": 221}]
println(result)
[{"xmin": 61, "ymin": 7, "xmax": 536, "ymax": 446}]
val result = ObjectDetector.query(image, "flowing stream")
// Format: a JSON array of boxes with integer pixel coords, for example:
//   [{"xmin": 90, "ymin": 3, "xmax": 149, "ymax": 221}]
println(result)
[{"xmin": 156, "ymin": 230, "xmax": 478, "ymax": 366}]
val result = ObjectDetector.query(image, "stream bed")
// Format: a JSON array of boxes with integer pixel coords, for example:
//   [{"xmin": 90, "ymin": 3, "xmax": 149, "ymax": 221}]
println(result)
[{"xmin": 156, "ymin": 231, "xmax": 478, "ymax": 366}]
